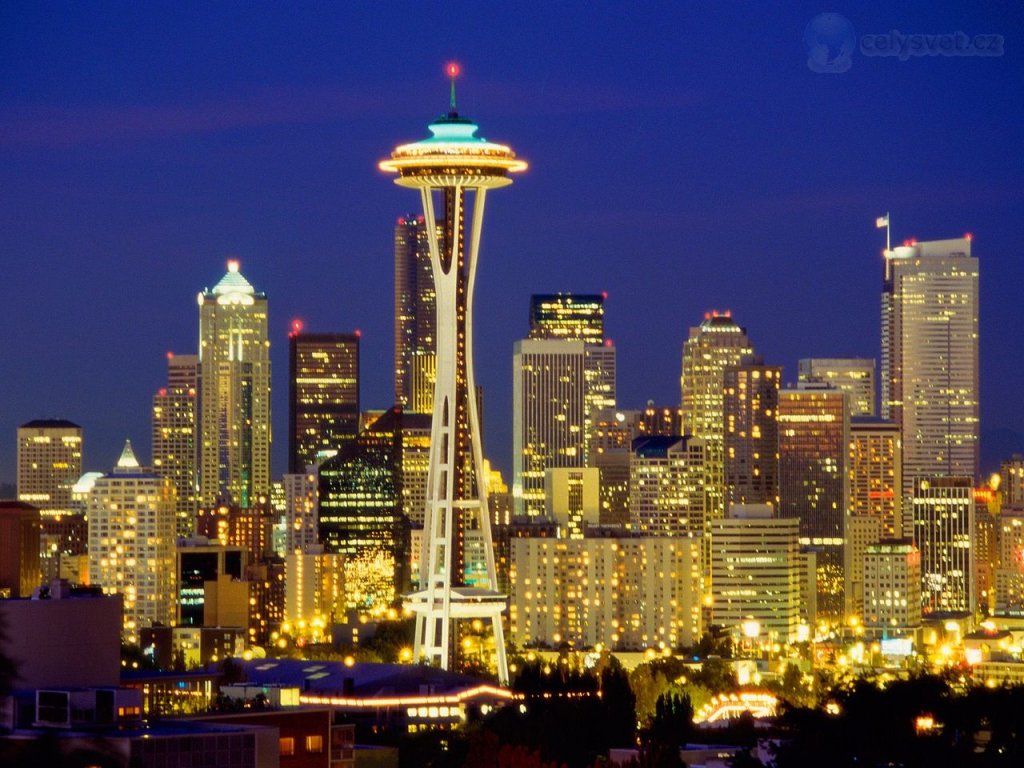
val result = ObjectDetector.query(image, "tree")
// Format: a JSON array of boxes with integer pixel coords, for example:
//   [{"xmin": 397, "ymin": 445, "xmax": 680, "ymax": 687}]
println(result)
[{"xmin": 645, "ymin": 693, "xmax": 694, "ymax": 749}]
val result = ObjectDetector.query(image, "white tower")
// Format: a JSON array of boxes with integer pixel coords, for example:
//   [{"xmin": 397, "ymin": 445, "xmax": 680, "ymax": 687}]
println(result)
[{"xmin": 380, "ymin": 65, "xmax": 526, "ymax": 683}]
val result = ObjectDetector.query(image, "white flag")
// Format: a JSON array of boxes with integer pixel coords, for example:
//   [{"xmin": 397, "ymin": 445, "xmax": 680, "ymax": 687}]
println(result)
[{"xmin": 876, "ymin": 214, "xmax": 889, "ymax": 229}]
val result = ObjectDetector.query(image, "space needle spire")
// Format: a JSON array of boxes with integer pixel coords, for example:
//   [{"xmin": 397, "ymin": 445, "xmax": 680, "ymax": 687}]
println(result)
[{"xmin": 380, "ymin": 64, "xmax": 526, "ymax": 683}]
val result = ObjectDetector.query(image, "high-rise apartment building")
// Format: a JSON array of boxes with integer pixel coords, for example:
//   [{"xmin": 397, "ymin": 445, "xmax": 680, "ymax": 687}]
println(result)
[
  {"xmin": 710, "ymin": 504, "xmax": 802, "ymax": 644},
  {"xmin": 509, "ymin": 535, "xmax": 701, "ymax": 650},
  {"xmin": 197, "ymin": 260, "xmax": 270, "ymax": 508},
  {"xmin": 882, "ymin": 238, "xmax": 979, "ymax": 496},
  {"xmin": 779, "ymin": 381, "xmax": 850, "ymax": 621},
  {"xmin": 629, "ymin": 435, "xmax": 707, "ymax": 539},
  {"xmin": 527, "ymin": 293, "xmax": 605, "ymax": 345},
  {"xmin": 152, "ymin": 353, "xmax": 199, "ymax": 537},
  {"xmin": 911, "ymin": 476, "xmax": 975, "ymax": 614},
  {"xmin": 680, "ymin": 312, "xmax": 754, "ymax": 521},
  {"xmin": 798, "ymin": 358, "xmax": 877, "ymax": 418},
  {"xmin": 862, "ymin": 538, "xmax": 922, "ymax": 634},
  {"xmin": 16, "ymin": 419, "xmax": 82, "ymax": 516},
  {"xmin": 513, "ymin": 338, "xmax": 616, "ymax": 516},
  {"xmin": 723, "ymin": 357, "xmax": 780, "ymax": 509},
  {"xmin": 88, "ymin": 441, "xmax": 176, "ymax": 643},
  {"xmin": 393, "ymin": 214, "xmax": 437, "ymax": 411},
  {"xmin": 288, "ymin": 331, "xmax": 360, "ymax": 472}
]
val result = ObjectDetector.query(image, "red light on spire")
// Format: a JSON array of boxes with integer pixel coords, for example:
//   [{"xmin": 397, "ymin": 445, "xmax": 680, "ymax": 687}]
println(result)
[
  {"xmin": 965, "ymin": 232, "xmax": 973, "ymax": 241},
  {"xmin": 601, "ymin": 291, "xmax": 609, "ymax": 300},
  {"xmin": 446, "ymin": 62, "xmax": 461, "ymax": 78},
  {"xmin": 290, "ymin": 318, "xmax": 304, "ymax": 338},
  {"xmin": 355, "ymin": 329, "xmax": 362, "ymax": 338},
  {"xmin": 166, "ymin": 351, "xmax": 174, "ymax": 360},
  {"xmin": 604, "ymin": 339, "xmax": 613, "ymax": 348}
]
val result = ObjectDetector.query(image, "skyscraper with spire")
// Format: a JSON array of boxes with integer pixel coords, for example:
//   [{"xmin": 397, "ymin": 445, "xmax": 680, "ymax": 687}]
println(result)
[
  {"xmin": 881, "ymin": 237, "xmax": 979, "ymax": 497},
  {"xmin": 380, "ymin": 65, "xmax": 525, "ymax": 681},
  {"xmin": 197, "ymin": 260, "xmax": 271, "ymax": 508}
]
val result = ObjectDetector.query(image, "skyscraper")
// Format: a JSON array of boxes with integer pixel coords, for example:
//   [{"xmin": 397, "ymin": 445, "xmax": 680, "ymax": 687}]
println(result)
[
  {"xmin": 394, "ymin": 214, "xmax": 437, "ymax": 411},
  {"xmin": 513, "ymin": 338, "xmax": 616, "ymax": 516},
  {"xmin": 881, "ymin": 237, "xmax": 979, "ymax": 496},
  {"xmin": 288, "ymin": 330, "xmax": 360, "ymax": 472},
  {"xmin": 723, "ymin": 357, "xmax": 780, "ymax": 509},
  {"xmin": 88, "ymin": 441, "xmax": 176, "ymax": 643},
  {"xmin": 798, "ymin": 358, "xmax": 877, "ymax": 417},
  {"xmin": 16, "ymin": 419, "xmax": 82, "ymax": 516},
  {"xmin": 197, "ymin": 260, "xmax": 270, "ymax": 508},
  {"xmin": 527, "ymin": 293, "xmax": 605, "ymax": 345},
  {"xmin": 680, "ymin": 312, "xmax": 754, "ymax": 521},
  {"xmin": 629, "ymin": 435, "xmax": 707, "ymax": 539},
  {"xmin": 152, "ymin": 353, "xmax": 199, "ymax": 537},
  {"xmin": 911, "ymin": 476, "xmax": 975, "ymax": 614},
  {"xmin": 779, "ymin": 381, "xmax": 850, "ymax": 621},
  {"xmin": 848, "ymin": 418, "xmax": 904, "ymax": 537},
  {"xmin": 380, "ymin": 69, "xmax": 524, "ymax": 680}
]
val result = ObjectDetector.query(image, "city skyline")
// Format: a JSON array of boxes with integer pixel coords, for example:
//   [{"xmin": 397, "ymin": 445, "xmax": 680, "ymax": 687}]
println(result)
[{"xmin": 1, "ymin": 3, "xmax": 1021, "ymax": 484}]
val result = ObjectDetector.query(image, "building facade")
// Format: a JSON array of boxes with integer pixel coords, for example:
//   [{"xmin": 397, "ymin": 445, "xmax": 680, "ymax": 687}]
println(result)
[
  {"xmin": 527, "ymin": 293, "xmax": 605, "ymax": 345},
  {"xmin": 629, "ymin": 436, "xmax": 707, "ymax": 539},
  {"xmin": 862, "ymin": 538, "xmax": 922, "ymax": 634},
  {"xmin": 798, "ymin": 358, "xmax": 876, "ymax": 417},
  {"xmin": 393, "ymin": 214, "xmax": 437, "ymax": 411},
  {"xmin": 16, "ymin": 419, "xmax": 82, "ymax": 516},
  {"xmin": 911, "ymin": 476, "xmax": 975, "ymax": 614},
  {"xmin": 778, "ymin": 381, "xmax": 850, "ymax": 621},
  {"xmin": 723, "ymin": 357, "xmax": 780, "ymax": 509},
  {"xmin": 709, "ymin": 504, "xmax": 801, "ymax": 644},
  {"xmin": 288, "ymin": 331, "xmax": 360, "ymax": 473},
  {"xmin": 152, "ymin": 353, "xmax": 199, "ymax": 537}
]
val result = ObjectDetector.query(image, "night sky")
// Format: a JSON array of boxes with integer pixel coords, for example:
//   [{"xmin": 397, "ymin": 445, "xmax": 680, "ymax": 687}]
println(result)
[{"xmin": 1, "ymin": 2, "xmax": 1021, "ymax": 483}]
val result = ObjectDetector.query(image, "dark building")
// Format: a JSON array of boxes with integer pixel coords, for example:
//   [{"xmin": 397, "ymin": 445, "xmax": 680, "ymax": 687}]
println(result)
[
  {"xmin": 394, "ymin": 214, "xmax": 437, "ymax": 410},
  {"xmin": 724, "ymin": 356, "xmax": 781, "ymax": 509},
  {"xmin": 288, "ymin": 331, "xmax": 360, "ymax": 473},
  {"xmin": 0, "ymin": 500, "xmax": 41, "ymax": 597},
  {"xmin": 528, "ymin": 293, "xmax": 605, "ymax": 345},
  {"xmin": 176, "ymin": 541, "xmax": 245, "ymax": 626},
  {"xmin": 318, "ymin": 408, "xmax": 411, "ymax": 598}
]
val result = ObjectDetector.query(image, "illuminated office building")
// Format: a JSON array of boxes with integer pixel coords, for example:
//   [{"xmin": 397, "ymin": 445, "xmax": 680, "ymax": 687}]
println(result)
[
  {"xmin": 798, "ymin": 358, "xmax": 876, "ymax": 417},
  {"xmin": 318, "ymin": 408, "xmax": 409, "ymax": 610},
  {"xmin": 723, "ymin": 357, "xmax": 780, "ymax": 509},
  {"xmin": 862, "ymin": 538, "xmax": 921, "ymax": 634},
  {"xmin": 288, "ymin": 330, "xmax": 359, "ymax": 473},
  {"xmin": 394, "ymin": 214, "xmax": 440, "ymax": 411},
  {"xmin": 397, "ymin": 412, "xmax": 432, "ymax": 528},
  {"xmin": 911, "ymin": 476, "xmax": 975, "ymax": 614},
  {"xmin": 545, "ymin": 467, "xmax": 600, "ymax": 539},
  {"xmin": 779, "ymin": 381, "xmax": 850, "ymax": 621},
  {"xmin": 629, "ymin": 436, "xmax": 707, "ymax": 540},
  {"xmin": 195, "ymin": 503, "xmax": 274, "ymax": 562},
  {"xmin": 882, "ymin": 237, "xmax": 979, "ymax": 496},
  {"xmin": 680, "ymin": 312, "xmax": 754, "ymax": 521},
  {"xmin": 527, "ymin": 293, "xmax": 604, "ymax": 345},
  {"xmin": 197, "ymin": 260, "xmax": 270, "ymax": 508},
  {"xmin": 995, "ymin": 510, "xmax": 1024, "ymax": 615},
  {"xmin": 152, "ymin": 353, "xmax": 199, "ymax": 537},
  {"xmin": 849, "ymin": 418, "xmax": 904, "ymax": 537},
  {"xmin": 284, "ymin": 548, "xmax": 344, "ymax": 630},
  {"xmin": 88, "ymin": 441, "xmax": 176, "ymax": 643},
  {"xmin": 509, "ymin": 534, "xmax": 701, "ymax": 651},
  {"xmin": 844, "ymin": 514, "xmax": 883, "ymax": 619},
  {"xmin": 380, "ymin": 72, "xmax": 523, "ymax": 680},
  {"xmin": 1001, "ymin": 455, "xmax": 1024, "ymax": 508},
  {"xmin": 710, "ymin": 504, "xmax": 801, "ymax": 644},
  {"xmin": 16, "ymin": 419, "xmax": 82, "ymax": 516},
  {"xmin": 513, "ymin": 338, "xmax": 616, "ymax": 516}
]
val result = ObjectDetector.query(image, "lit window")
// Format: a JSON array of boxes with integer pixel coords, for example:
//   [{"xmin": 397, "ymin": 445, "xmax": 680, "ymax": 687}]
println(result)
[
  {"xmin": 306, "ymin": 735, "xmax": 323, "ymax": 753},
  {"xmin": 280, "ymin": 737, "xmax": 295, "ymax": 755}
]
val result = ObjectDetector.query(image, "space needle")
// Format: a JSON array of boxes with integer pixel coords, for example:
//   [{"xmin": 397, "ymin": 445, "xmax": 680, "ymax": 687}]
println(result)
[{"xmin": 380, "ymin": 64, "xmax": 526, "ymax": 683}]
